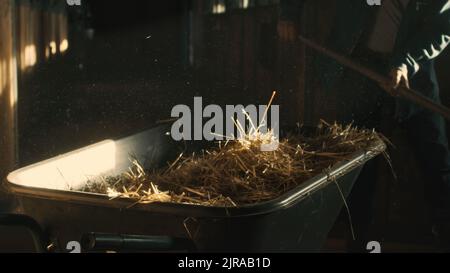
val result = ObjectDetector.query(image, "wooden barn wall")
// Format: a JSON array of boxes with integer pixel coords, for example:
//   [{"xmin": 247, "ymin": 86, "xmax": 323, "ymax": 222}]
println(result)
[
  {"xmin": 15, "ymin": 0, "xmax": 68, "ymax": 74},
  {"xmin": 191, "ymin": 1, "xmax": 305, "ymax": 128},
  {"xmin": 301, "ymin": 0, "xmax": 450, "ymax": 127},
  {"xmin": 0, "ymin": 0, "xmax": 18, "ymax": 182}
]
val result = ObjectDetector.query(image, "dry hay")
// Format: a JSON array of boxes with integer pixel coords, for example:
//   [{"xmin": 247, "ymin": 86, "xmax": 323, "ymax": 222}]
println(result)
[{"xmin": 81, "ymin": 120, "xmax": 385, "ymax": 207}]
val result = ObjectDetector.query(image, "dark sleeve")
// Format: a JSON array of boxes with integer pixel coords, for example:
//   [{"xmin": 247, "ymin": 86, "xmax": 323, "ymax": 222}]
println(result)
[
  {"xmin": 279, "ymin": 0, "xmax": 304, "ymax": 21},
  {"xmin": 391, "ymin": 2, "xmax": 450, "ymax": 74}
]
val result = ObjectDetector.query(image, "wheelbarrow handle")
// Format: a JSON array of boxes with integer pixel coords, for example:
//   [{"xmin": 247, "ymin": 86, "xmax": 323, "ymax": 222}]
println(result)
[
  {"xmin": 0, "ymin": 213, "xmax": 47, "ymax": 253},
  {"xmin": 81, "ymin": 232, "xmax": 196, "ymax": 252}
]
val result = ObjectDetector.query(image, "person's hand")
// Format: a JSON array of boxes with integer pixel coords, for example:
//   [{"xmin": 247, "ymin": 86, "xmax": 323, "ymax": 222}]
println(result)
[
  {"xmin": 383, "ymin": 65, "xmax": 409, "ymax": 96},
  {"xmin": 277, "ymin": 20, "xmax": 297, "ymax": 42}
]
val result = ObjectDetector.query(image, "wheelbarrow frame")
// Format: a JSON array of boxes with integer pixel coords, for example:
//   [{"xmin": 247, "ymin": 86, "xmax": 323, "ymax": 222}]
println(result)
[{"xmin": 3, "ymin": 125, "xmax": 386, "ymax": 252}]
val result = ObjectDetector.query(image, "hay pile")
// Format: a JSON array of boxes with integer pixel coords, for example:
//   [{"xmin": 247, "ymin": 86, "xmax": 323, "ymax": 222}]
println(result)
[{"xmin": 80, "ymin": 120, "xmax": 385, "ymax": 207}]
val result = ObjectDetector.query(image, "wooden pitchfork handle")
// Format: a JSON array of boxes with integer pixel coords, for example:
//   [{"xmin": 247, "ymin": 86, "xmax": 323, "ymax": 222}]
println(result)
[{"xmin": 298, "ymin": 35, "xmax": 450, "ymax": 121}]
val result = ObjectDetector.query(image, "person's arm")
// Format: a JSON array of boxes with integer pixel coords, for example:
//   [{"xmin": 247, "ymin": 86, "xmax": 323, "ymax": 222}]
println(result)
[{"xmin": 390, "ymin": 2, "xmax": 450, "ymax": 89}]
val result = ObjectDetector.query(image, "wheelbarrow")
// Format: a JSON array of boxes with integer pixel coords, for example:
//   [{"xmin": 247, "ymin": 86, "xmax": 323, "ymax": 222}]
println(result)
[{"xmin": 1, "ymin": 124, "xmax": 386, "ymax": 252}]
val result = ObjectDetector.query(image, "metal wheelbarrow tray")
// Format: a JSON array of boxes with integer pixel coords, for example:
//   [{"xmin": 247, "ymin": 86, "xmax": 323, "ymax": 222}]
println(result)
[{"xmin": 5, "ymin": 125, "xmax": 386, "ymax": 252}]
